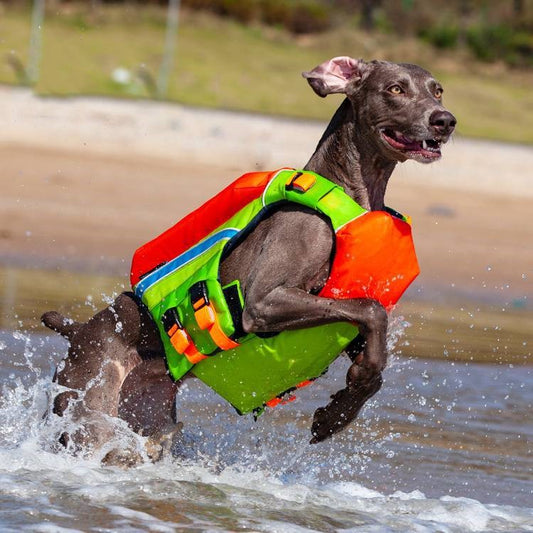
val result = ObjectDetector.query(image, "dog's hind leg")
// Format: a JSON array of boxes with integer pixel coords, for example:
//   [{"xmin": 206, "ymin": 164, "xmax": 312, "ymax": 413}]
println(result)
[
  {"xmin": 51, "ymin": 293, "xmax": 143, "ymax": 416},
  {"xmin": 117, "ymin": 357, "xmax": 179, "ymax": 435},
  {"xmin": 117, "ymin": 357, "xmax": 183, "ymax": 460},
  {"xmin": 47, "ymin": 292, "xmax": 171, "ymax": 459}
]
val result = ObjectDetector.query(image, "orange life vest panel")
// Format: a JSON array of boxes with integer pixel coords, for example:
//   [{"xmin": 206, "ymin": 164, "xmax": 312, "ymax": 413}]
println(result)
[
  {"xmin": 130, "ymin": 171, "xmax": 274, "ymax": 287},
  {"xmin": 319, "ymin": 211, "xmax": 420, "ymax": 310}
]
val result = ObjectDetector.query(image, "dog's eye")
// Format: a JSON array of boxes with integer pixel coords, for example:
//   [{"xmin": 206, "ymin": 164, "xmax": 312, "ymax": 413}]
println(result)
[
  {"xmin": 434, "ymin": 88, "xmax": 443, "ymax": 99},
  {"xmin": 388, "ymin": 85, "xmax": 404, "ymax": 95}
]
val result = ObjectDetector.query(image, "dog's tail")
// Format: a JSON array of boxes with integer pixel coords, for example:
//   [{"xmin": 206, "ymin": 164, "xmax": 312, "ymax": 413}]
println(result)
[{"xmin": 41, "ymin": 311, "xmax": 81, "ymax": 341}]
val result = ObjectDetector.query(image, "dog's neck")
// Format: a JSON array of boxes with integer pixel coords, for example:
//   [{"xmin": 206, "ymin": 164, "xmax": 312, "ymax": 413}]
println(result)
[{"xmin": 305, "ymin": 98, "xmax": 396, "ymax": 211}]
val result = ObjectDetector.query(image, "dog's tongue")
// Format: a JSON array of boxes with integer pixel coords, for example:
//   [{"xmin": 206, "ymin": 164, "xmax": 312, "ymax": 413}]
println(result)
[
  {"xmin": 385, "ymin": 130, "xmax": 422, "ymax": 151},
  {"xmin": 395, "ymin": 133, "xmax": 422, "ymax": 151}
]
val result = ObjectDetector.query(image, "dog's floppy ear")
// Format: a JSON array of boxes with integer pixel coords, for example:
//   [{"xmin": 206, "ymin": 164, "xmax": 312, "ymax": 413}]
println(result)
[{"xmin": 302, "ymin": 56, "xmax": 365, "ymax": 97}]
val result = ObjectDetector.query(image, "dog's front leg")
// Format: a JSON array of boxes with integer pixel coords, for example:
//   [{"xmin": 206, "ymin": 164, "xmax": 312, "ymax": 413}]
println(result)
[
  {"xmin": 309, "ymin": 336, "xmax": 385, "ymax": 444},
  {"xmin": 310, "ymin": 304, "xmax": 389, "ymax": 442},
  {"xmin": 243, "ymin": 286, "xmax": 388, "ymax": 443},
  {"xmin": 225, "ymin": 209, "xmax": 389, "ymax": 442}
]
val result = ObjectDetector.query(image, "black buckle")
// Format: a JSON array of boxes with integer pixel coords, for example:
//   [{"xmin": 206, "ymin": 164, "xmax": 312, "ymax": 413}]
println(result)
[
  {"xmin": 222, "ymin": 282, "xmax": 245, "ymax": 339},
  {"xmin": 161, "ymin": 307, "xmax": 182, "ymax": 336},
  {"xmin": 190, "ymin": 281, "xmax": 209, "ymax": 310}
]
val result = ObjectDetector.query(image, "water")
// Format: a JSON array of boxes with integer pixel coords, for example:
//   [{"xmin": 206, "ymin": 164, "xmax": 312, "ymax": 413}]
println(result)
[{"xmin": 0, "ymin": 326, "xmax": 532, "ymax": 532}]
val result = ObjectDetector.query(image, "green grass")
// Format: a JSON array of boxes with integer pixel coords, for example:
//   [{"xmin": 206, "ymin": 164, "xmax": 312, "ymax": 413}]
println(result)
[
  {"xmin": 1, "ymin": 5, "xmax": 532, "ymax": 144},
  {"xmin": 438, "ymin": 72, "xmax": 533, "ymax": 144}
]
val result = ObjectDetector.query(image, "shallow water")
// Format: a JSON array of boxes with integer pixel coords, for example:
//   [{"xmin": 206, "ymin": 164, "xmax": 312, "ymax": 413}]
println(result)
[{"xmin": 0, "ymin": 326, "xmax": 532, "ymax": 532}]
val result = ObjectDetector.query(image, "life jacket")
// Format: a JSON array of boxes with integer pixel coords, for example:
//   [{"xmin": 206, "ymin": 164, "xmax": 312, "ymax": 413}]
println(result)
[{"xmin": 130, "ymin": 169, "xmax": 420, "ymax": 415}]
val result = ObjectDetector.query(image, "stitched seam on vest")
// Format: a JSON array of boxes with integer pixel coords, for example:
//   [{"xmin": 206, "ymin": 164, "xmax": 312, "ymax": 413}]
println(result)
[
  {"xmin": 261, "ymin": 168, "xmax": 291, "ymax": 207},
  {"xmin": 134, "ymin": 228, "xmax": 239, "ymax": 298},
  {"xmin": 334, "ymin": 210, "xmax": 368, "ymax": 233}
]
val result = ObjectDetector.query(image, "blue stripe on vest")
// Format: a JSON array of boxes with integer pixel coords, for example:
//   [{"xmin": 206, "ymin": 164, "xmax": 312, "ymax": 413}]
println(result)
[{"xmin": 134, "ymin": 228, "xmax": 240, "ymax": 299}]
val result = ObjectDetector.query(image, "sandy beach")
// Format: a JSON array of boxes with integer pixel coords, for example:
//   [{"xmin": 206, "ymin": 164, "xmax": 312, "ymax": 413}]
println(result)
[{"xmin": 1, "ymin": 85, "xmax": 532, "ymax": 310}]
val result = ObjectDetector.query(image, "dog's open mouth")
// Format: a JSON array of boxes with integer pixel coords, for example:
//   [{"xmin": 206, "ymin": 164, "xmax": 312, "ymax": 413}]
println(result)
[{"xmin": 381, "ymin": 129, "xmax": 442, "ymax": 161}]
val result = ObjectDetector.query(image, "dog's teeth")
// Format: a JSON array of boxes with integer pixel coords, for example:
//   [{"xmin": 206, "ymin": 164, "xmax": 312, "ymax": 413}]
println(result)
[{"xmin": 422, "ymin": 140, "xmax": 428, "ymax": 150}]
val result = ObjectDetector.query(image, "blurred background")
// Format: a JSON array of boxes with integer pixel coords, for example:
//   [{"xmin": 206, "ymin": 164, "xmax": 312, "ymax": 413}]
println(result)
[
  {"xmin": 0, "ymin": 0, "xmax": 532, "ymax": 365},
  {"xmin": 1, "ymin": 0, "xmax": 532, "ymax": 134}
]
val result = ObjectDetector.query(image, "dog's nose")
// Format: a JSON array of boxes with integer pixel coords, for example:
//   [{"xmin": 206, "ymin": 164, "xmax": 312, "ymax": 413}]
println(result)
[{"xmin": 429, "ymin": 110, "xmax": 457, "ymax": 136}]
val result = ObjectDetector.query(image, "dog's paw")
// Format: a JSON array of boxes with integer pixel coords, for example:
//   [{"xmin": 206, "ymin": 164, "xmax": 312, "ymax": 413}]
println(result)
[
  {"xmin": 309, "ymin": 387, "xmax": 360, "ymax": 444},
  {"xmin": 310, "ymin": 405, "xmax": 335, "ymax": 444}
]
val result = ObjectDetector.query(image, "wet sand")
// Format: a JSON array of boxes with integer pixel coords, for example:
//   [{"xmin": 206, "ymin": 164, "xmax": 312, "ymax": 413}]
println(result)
[{"xmin": 2, "ymin": 140, "xmax": 532, "ymax": 304}]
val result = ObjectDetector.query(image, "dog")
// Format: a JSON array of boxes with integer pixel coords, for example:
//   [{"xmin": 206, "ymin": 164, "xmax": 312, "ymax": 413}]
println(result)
[{"xmin": 42, "ymin": 56, "xmax": 456, "ymax": 462}]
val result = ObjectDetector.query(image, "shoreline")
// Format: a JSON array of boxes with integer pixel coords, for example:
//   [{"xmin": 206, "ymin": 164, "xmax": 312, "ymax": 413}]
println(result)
[{"xmin": 2, "ymin": 85, "xmax": 533, "ymax": 198}]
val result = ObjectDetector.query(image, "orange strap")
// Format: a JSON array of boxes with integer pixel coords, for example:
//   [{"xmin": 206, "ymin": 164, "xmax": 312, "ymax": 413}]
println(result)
[
  {"xmin": 286, "ymin": 171, "xmax": 316, "ymax": 193},
  {"xmin": 265, "ymin": 380, "xmax": 314, "ymax": 408},
  {"xmin": 163, "ymin": 309, "xmax": 207, "ymax": 364},
  {"xmin": 193, "ymin": 300, "xmax": 240, "ymax": 351},
  {"xmin": 183, "ymin": 345, "xmax": 208, "ymax": 365},
  {"xmin": 168, "ymin": 326, "xmax": 208, "ymax": 365}
]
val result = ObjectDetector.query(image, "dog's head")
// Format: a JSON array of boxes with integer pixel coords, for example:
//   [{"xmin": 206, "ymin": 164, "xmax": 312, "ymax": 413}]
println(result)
[{"xmin": 303, "ymin": 56, "xmax": 456, "ymax": 164}]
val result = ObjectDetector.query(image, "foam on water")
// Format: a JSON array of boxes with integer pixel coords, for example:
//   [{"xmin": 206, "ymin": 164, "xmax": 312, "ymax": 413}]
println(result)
[
  {"xmin": 4, "ymin": 440, "xmax": 530, "ymax": 533},
  {"xmin": 0, "ymin": 328, "xmax": 532, "ymax": 532}
]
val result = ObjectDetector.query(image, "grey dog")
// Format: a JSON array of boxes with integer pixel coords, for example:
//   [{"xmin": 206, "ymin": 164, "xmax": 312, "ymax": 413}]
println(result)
[{"xmin": 43, "ymin": 56, "xmax": 456, "ymax": 461}]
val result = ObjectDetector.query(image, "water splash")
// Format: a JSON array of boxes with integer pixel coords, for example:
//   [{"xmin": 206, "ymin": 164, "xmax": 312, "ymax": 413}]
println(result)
[{"xmin": 0, "ymin": 329, "xmax": 532, "ymax": 531}]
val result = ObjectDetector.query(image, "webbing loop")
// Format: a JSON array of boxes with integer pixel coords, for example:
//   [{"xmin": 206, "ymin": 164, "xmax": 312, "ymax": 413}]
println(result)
[
  {"xmin": 190, "ymin": 282, "xmax": 240, "ymax": 351},
  {"xmin": 161, "ymin": 307, "xmax": 208, "ymax": 365}
]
